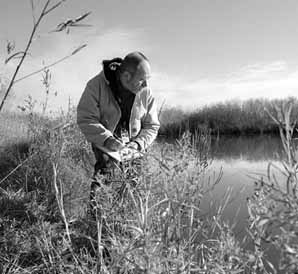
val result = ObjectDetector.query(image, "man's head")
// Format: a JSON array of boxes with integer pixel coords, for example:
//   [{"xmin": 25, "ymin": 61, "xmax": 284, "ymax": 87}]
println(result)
[{"xmin": 119, "ymin": 52, "xmax": 151, "ymax": 94}]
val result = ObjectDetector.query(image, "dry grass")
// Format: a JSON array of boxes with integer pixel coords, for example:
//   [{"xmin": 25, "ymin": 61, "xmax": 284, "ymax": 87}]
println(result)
[
  {"xmin": 1, "ymin": 103, "xmax": 297, "ymax": 273},
  {"xmin": 0, "ymin": 110, "xmax": 258, "ymax": 273},
  {"xmin": 0, "ymin": 112, "xmax": 29, "ymax": 147}
]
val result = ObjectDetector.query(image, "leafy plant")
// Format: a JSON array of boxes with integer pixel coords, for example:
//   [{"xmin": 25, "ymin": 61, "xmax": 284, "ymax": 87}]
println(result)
[{"xmin": 247, "ymin": 100, "xmax": 298, "ymax": 273}]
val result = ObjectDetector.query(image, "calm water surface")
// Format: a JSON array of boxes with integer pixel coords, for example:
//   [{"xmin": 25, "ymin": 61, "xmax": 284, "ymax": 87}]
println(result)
[{"xmin": 202, "ymin": 135, "xmax": 285, "ymax": 239}]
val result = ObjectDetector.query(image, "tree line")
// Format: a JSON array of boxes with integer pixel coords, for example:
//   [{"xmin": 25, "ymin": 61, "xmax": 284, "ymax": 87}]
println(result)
[{"xmin": 159, "ymin": 97, "xmax": 298, "ymax": 137}]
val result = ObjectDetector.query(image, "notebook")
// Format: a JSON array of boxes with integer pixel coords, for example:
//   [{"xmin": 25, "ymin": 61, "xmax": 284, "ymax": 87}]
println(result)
[{"xmin": 97, "ymin": 145, "xmax": 142, "ymax": 162}]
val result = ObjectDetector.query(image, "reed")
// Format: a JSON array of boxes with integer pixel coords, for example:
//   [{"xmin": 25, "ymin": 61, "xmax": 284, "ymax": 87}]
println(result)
[
  {"xmin": 0, "ymin": 110, "xmax": 257, "ymax": 273},
  {"xmin": 246, "ymin": 100, "xmax": 298, "ymax": 273},
  {"xmin": 0, "ymin": 0, "xmax": 90, "ymax": 112}
]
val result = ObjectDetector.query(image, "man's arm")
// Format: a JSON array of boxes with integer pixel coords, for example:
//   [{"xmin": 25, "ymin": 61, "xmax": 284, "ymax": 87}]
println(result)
[
  {"xmin": 133, "ymin": 90, "xmax": 160, "ymax": 151},
  {"xmin": 77, "ymin": 79, "xmax": 114, "ymax": 148}
]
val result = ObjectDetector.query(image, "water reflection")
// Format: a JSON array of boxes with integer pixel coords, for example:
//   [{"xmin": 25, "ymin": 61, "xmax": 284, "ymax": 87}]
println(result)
[
  {"xmin": 161, "ymin": 134, "xmax": 286, "ymax": 268},
  {"xmin": 206, "ymin": 135, "xmax": 285, "ymax": 240},
  {"xmin": 211, "ymin": 134, "xmax": 284, "ymax": 162},
  {"xmin": 207, "ymin": 135, "xmax": 290, "ymax": 268}
]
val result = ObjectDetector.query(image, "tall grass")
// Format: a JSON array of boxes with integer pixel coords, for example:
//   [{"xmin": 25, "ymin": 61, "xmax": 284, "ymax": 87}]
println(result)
[
  {"xmin": 246, "ymin": 101, "xmax": 298, "ymax": 273},
  {"xmin": 1, "ymin": 99, "xmax": 298, "ymax": 273},
  {"xmin": 0, "ymin": 112, "xmax": 29, "ymax": 146},
  {"xmin": 1, "ymin": 109, "xmax": 260, "ymax": 273},
  {"xmin": 0, "ymin": 0, "xmax": 90, "ymax": 112}
]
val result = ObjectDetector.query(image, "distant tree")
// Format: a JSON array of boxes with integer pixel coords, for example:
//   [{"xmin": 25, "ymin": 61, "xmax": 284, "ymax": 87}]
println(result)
[
  {"xmin": 161, "ymin": 97, "xmax": 298, "ymax": 137},
  {"xmin": 159, "ymin": 106, "xmax": 186, "ymax": 126}
]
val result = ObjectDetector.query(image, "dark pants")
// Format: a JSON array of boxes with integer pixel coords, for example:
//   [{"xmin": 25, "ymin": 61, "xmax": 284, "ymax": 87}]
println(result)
[
  {"xmin": 89, "ymin": 144, "xmax": 120, "ymax": 265},
  {"xmin": 89, "ymin": 144, "xmax": 119, "ymax": 214},
  {"xmin": 89, "ymin": 143, "xmax": 142, "ymax": 215},
  {"xmin": 89, "ymin": 144, "xmax": 142, "ymax": 268},
  {"xmin": 90, "ymin": 143, "xmax": 142, "ymax": 191}
]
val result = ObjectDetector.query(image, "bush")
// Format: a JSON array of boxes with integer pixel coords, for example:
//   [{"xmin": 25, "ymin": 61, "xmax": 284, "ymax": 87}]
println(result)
[{"xmin": 247, "ymin": 101, "xmax": 298, "ymax": 273}]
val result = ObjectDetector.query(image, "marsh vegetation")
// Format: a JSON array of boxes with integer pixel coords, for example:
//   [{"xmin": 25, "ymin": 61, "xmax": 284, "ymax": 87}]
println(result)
[{"xmin": 0, "ymin": 99, "xmax": 298, "ymax": 273}]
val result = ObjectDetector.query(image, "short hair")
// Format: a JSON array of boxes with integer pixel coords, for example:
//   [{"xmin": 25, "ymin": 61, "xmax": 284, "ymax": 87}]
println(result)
[{"xmin": 119, "ymin": 52, "xmax": 149, "ymax": 76}]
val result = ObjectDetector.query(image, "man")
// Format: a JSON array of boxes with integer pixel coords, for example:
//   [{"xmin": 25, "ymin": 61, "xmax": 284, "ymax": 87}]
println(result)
[{"xmin": 77, "ymin": 52, "xmax": 160, "ymax": 209}]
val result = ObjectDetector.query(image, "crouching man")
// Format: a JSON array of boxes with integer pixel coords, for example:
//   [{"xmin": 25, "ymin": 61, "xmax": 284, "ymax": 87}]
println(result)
[{"xmin": 77, "ymin": 51, "xmax": 160, "ymax": 214}]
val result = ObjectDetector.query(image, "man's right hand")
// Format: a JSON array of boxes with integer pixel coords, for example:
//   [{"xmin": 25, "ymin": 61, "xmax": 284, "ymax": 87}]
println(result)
[{"xmin": 104, "ymin": 137, "xmax": 125, "ymax": 151}]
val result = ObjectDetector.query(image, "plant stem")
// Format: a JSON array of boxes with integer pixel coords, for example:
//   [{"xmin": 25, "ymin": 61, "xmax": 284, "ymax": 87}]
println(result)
[{"xmin": 0, "ymin": 0, "xmax": 50, "ymax": 112}]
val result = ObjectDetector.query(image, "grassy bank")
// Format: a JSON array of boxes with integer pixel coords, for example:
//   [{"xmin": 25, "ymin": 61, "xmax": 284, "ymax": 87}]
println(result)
[
  {"xmin": 159, "ymin": 97, "xmax": 298, "ymax": 138},
  {"xmin": 0, "ymin": 106, "xmax": 298, "ymax": 273}
]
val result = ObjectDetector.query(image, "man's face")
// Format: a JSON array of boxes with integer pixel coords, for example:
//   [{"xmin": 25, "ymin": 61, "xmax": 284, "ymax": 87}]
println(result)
[{"xmin": 125, "ymin": 61, "xmax": 151, "ymax": 94}]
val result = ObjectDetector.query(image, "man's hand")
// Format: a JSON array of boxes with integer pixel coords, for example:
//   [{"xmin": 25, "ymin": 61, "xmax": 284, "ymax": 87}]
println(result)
[
  {"xmin": 126, "ymin": 141, "xmax": 140, "ymax": 151},
  {"xmin": 104, "ymin": 137, "xmax": 125, "ymax": 151}
]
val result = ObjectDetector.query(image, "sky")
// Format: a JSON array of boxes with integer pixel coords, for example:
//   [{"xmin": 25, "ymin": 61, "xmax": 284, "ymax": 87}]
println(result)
[{"xmin": 0, "ymin": 0, "xmax": 298, "ymax": 112}]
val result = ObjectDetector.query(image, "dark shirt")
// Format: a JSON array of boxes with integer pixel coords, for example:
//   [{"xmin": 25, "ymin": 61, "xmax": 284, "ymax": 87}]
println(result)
[{"xmin": 102, "ymin": 58, "xmax": 135, "ymax": 139}]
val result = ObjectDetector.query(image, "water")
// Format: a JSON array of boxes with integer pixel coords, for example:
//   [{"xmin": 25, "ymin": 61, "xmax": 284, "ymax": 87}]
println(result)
[
  {"xmin": 191, "ymin": 134, "xmax": 286, "ymax": 269},
  {"xmin": 202, "ymin": 135, "xmax": 285, "ymax": 238}
]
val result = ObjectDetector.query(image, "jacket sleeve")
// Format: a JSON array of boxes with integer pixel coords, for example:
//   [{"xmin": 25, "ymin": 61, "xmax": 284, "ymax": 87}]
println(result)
[
  {"xmin": 133, "ymin": 90, "xmax": 160, "ymax": 151},
  {"xmin": 77, "ymin": 79, "xmax": 113, "ymax": 148}
]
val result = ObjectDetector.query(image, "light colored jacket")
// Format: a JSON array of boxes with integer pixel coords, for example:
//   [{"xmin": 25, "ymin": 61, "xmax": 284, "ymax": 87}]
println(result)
[{"xmin": 77, "ymin": 71, "xmax": 160, "ymax": 151}]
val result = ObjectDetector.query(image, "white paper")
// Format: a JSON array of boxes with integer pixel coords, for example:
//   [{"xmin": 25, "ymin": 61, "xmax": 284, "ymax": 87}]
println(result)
[{"xmin": 97, "ymin": 145, "xmax": 142, "ymax": 162}]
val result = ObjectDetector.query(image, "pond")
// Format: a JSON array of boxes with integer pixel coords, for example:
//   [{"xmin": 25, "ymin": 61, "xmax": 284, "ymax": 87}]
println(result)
[
  {"xmin": 199, "ymin": 134, "xmax": 287, "ymax": 266},
  {"xmin": 202, "ymin": 135, "xmax": 285, "ymax": 238}
]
